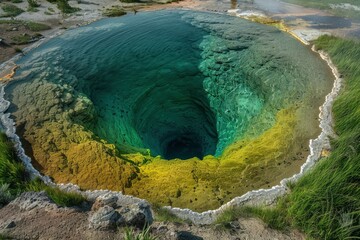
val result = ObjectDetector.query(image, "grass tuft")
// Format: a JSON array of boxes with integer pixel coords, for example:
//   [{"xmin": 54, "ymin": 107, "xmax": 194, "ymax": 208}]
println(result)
[
  {"xmin": 0, "ymin": 184, "xmax": 14, "ymax": 205},
  {"xmin": 27, "ymin": 178, "xmax": 86, "ymax": 207},
  {"xmin": 124, "ymin": 226, "xmax": 158, "ymax": 240},
  {"xmin": 0, "ymin": 133, "xmax": 29, "ymax": 195},
  {"xmin": 152, "ymin": 204, "xmax": 187, "ymax": 223},
  {"xmin": 215, "ymin": 205, "xmax": 290, "ymax": 231}
]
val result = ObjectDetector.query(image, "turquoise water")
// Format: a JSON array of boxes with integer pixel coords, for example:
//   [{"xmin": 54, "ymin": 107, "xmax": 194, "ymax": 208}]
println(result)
[{"xmin": 7, "ymin": 10, "xmax": 333, "ymax": 161}]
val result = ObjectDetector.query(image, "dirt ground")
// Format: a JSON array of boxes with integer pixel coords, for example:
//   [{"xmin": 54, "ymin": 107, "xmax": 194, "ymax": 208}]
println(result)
[{"xmin": 0, "ymin": 202, "xmax": 305, "ymax": 240}]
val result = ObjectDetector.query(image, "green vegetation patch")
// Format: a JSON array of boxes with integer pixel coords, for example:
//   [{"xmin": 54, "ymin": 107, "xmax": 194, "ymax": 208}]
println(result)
[
  {"xmin": 0, "ymin": 3, "xmax": 24, "ymax": 17},
  {"xmin": 27, "ymin": 0, "xmax": 40, "ymax": 8},
  {"xmin": 215, "ymin": 206, "xmax": 290, "ymax": 231},
  {"xmin": 46, "ymin": 0, "xmax": 80, "ymax": 14},
  {"xmin": 103, "ymin": 6, "xmax": 127, "ymax": 17},
  {"xmin": 284, "ymin": 35, "xmax": 360, "ymax": 240},
  {"xmin": 27, "ymin": 178, "xmax": 86, "ymax": 207},
  {"xmin": 11, "ymin": 32, "xmax": 43, "ymax": 45},
  {"xmin": 0, "ymin": 133, "xmax": 29, "ymax": 195},
  {"xmin": 124, "ymin": 227, "xmax": 158, "ymax": 240},
  {"xmin": 152, "ymin": 204, "xmax": 186, "ymax": 223},
  {"xmin": 25, "ymin": 21, "xmax": 51, "ymax": 31},
  {"xmin": 0, "ymin": 234, "xmax": 12, "ymax": 240},
  {"xmin": 0, "ymin": 20, "xmax": 51, "ymax": 31}
]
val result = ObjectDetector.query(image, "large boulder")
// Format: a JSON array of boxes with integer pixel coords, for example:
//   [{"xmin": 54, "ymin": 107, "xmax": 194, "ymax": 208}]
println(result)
[
  {"xmin": 88, "ymin": 205, "xmax": 124, "ymax": 230},
  {"xmin": 88, "ymin": 194, "xmax": 153, "ymax": 230}
]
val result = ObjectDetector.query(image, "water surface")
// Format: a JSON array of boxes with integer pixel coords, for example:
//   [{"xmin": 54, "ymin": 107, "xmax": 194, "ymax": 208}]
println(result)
[{"xmin": 6, "ymin": 10, "xmax": 334, "ymax": 211}]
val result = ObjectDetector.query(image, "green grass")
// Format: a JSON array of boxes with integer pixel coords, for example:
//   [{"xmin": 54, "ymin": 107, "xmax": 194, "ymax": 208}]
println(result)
[
  {"xmin": 0, "ymin": 234, "xmax": 12, "ymax": 240},
  {"xmin": 11, "ymin": 34, "xmax": 33, "ymax": 44},
  {"xmin": 27, "ymin": 178, "xmax": 86, "ymax": 207},
  {"xmin": 11, "ymin": 0, "xmax": 23, "ymax": 3},
  {"xmin": 0, "ymin": 184, "xmax": 14, "ymax": 205},
  {"xmin": 0, "ymin": 133, "xmax": 29, "ymax": 195},
  {"xmin": 0, "ymin": 20, "xmax": 51, "ymax": 31},
  {"xmin": 281, "ymin": 35, "xmax": 360, "ymax": 240},
  {"xmin": 215, "ymin": 206, "xmax": 290, "ymax": 231},
  {"xmin": 51, "ymin": 0, "xmax": 80, "ymax": 14},
  {"xmin": 152, "ymin": 204, "xmax": 187, "ymax": 223},
  {"xmin": 25, "ymin": 21, "xmax": 51, "ymax": 31},
  {"xmin": 1, "ymin": 3, "xmax": 24, "ymax": 17},
  {"xmin": 103, "ymin": 6, "xmax": 127, "ymax": 17},
  {"xmin": 27, "ymin": 0, "xmax": 40, "ymax": 8},
  {"xmin": 124, "ymin": 227, "xmax": 158, "ymax": 240}
]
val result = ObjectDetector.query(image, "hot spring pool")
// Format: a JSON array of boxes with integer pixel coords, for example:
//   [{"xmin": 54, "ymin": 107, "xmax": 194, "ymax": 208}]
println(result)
[{"xmin": 5, "ymin": 10, "xmax": 334, "ymax": 211}]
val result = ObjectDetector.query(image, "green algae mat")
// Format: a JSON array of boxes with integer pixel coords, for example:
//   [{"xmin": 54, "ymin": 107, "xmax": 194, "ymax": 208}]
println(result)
[{"xmin": 5, "ymin": 10, "xmax": 334, "ymax": 211}]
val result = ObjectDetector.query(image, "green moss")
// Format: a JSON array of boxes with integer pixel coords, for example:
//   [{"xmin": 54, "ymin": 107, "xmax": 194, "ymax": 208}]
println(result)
[{"xmin": 1, "ymin": 4, "xmax": 24, "ymax": 17}]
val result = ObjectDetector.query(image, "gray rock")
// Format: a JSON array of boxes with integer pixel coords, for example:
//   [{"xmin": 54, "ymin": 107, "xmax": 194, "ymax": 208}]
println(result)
[
  {"xmin": 10, "ymin": 191, "xmax": 56, "ymax": 211},
  {"xmin": 5, "ymin": 221, "xmax": 16, "ymax": 229},
  {"xmin": 176, "ymin": 231, "xmax": 203, "ymax": 240},
  {"xmin": 91, "ymin": 193, "xmax": 118, "ymax": 211},
  {"xmin": 88, "ymin": 197, "xmax": 153, "ymax": 230},
  {"xmin": 120, "ymin": 202, "xmax": 153, "ymax": 229},
  {"xmin": 88, "ymin": 205, "xmax": 122, "ymax": 230}
]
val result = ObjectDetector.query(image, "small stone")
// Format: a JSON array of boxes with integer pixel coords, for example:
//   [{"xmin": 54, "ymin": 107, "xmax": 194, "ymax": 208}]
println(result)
[
  {"xmin": 6, "ymin": 221, "xmax": 16, "ymax": 229},
  {"xmin": 157, "ymin": 224, "xmax": 168, "ymax": 233},
  {"xmin": 176, "ymin": 231, "xmax": 203, "ymax": 240},
  {"xmin": 91, "ymin": 194, "xmax": 118, "ymax": 211}
]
